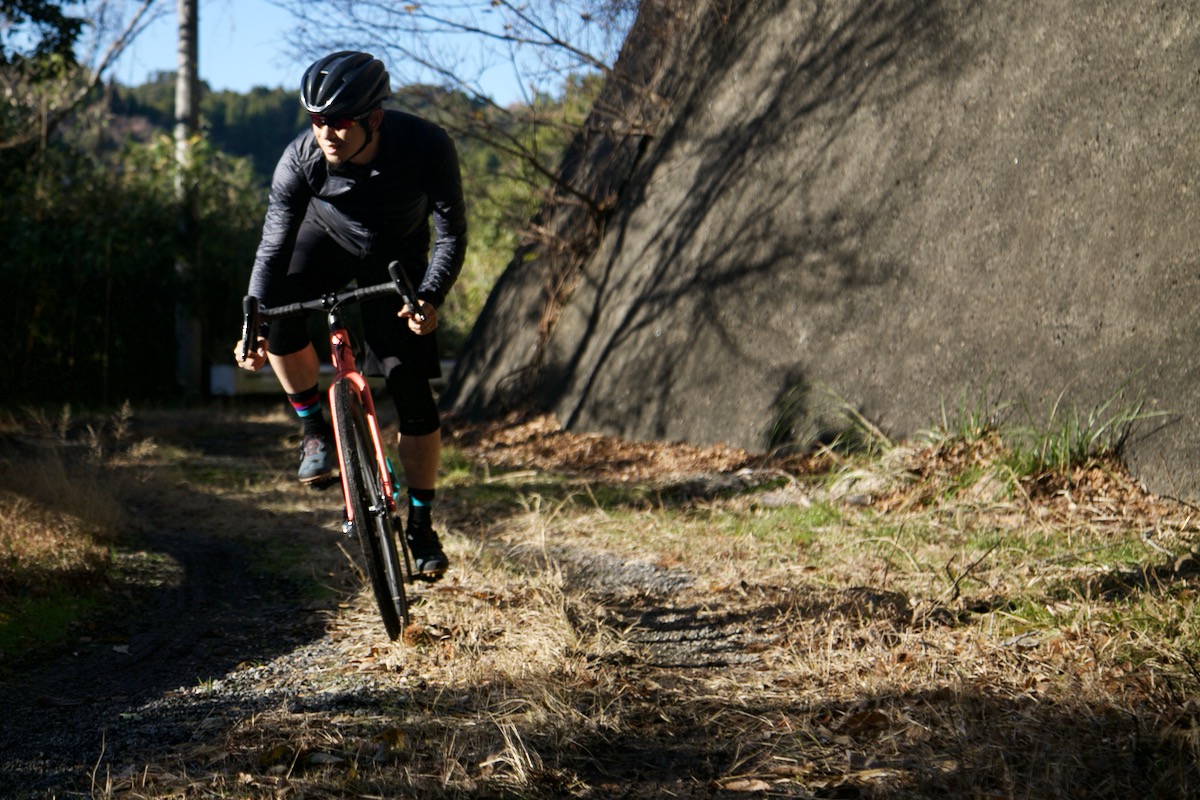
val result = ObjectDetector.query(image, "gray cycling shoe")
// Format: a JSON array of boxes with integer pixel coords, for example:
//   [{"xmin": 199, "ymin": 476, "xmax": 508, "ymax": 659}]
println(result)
[
  {"xmin": 406, "ymin": 508, "xmax": 449, "ymax": 581},
  {"xmin": 298, "ymin": 433, "xmax": 337, "ymax": 484}
]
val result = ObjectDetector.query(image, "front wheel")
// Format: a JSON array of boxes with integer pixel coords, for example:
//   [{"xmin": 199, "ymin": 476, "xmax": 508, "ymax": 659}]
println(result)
[{"xmin": 333, "ymin": 378, "xmax": 409, "ymax": 639}]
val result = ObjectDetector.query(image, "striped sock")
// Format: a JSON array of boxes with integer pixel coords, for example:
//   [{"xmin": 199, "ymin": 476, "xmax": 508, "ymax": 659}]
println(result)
[{"xmin": 287, "ymin": 385, "xmax": 329, "ymax": 437}]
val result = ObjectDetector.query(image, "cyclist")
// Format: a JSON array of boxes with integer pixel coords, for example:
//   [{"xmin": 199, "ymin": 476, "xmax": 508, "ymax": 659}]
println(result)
[{"xmin": 233, "ymin": 51, "xmax": 466, "ymax": 581}]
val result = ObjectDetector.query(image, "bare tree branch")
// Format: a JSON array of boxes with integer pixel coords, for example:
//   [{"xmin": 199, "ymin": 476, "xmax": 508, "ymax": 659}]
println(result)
[
  {"xmin": 0, "ymin": 0, "xmax": 165, "ymax": 151},
  {"xmin": 275, "ymin": 0, "xmax": 635, "ymax": 107},
  {"xmin": 271, "ymin": 0, "xmax": 642, "ymax": 218}
]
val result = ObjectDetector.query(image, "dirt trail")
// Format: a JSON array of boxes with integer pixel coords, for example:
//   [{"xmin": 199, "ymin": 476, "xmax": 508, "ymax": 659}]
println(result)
[
  {"xmin": 1, "ymin": 532, "xmax": 324, "ymax": 792},
  {"xmin": 0, "ymin": 412, "xmax": 352, "ymax": 796},
  {"xmin": 6, "ymin": 408, "xmax": 1193, "ymax": 798},
  {"xmin": 0, "ymin": 408, "xmax": 764, "ymax": 798}
]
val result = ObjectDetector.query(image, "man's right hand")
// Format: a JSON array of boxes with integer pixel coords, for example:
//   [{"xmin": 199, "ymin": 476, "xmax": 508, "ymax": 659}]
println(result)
[{"xmin": 234, "ymin": 336, "xmax": 268, "ymax": 372}]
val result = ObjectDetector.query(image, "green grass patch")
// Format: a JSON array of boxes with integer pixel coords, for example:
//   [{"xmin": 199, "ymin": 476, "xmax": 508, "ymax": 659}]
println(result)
[
  {"xmin": 790, "ymin": 499, "xmax": 844, "ymax": 531},
  {"xmin": 714, "ymin": 504, "xmax": 829, "ymax": 547},
  {"xmin": 0, "ymin": 591, "xmax": 104, "ymax": 673},
  {"xmin": 240, "ymin": 535, "xmax": 339, "ymax": 604},
  {"xmin": 177, "ymin": 461, "xmax": 259, "ymax": 489}
]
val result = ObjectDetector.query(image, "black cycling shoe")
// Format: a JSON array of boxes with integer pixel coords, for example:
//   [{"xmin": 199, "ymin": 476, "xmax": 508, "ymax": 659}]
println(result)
[
  {"xmin": 406, "ymin": 506, "xmax": 449, "ymax": 581},
  {"xmin": 298, "ymin": 433, "xmax": 337, "ymax": 484}
]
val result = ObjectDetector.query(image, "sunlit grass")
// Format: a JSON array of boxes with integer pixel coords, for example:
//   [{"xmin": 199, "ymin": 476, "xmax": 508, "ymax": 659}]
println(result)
[
  {"xmin": 7, "ymin": 400, "xmax": 1200, "ymax": 798},
  {"xmin": 0, "ymin": 450, "xmax": 122, "ymax": 666}
]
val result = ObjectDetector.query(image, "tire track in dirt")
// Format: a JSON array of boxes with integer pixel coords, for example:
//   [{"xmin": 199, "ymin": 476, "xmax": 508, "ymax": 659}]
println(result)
[{"xmin": 0, "ymin": 414, "xmax": 343, "ymax": 798}]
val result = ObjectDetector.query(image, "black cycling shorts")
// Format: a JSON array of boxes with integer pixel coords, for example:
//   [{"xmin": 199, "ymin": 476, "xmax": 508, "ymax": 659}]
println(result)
[{"xmin": 265, "ymin": 215, "xmax": 442, "ymax": 434}]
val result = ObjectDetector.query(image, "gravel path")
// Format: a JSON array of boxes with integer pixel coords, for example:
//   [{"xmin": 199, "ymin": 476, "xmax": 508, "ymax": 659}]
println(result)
[
  {"xmin": 0, "ymin": 413, "xmax": 350, "ymax": 797},
  {"xmin": 0, "ymin": 410, "xmax": 789, "ymax": 799}
]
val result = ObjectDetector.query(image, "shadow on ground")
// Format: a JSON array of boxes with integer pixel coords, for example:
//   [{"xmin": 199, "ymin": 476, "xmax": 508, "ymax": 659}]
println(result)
[{"xmin": 0, "ymin": 404, "xmax": 359, "ymax": 796}]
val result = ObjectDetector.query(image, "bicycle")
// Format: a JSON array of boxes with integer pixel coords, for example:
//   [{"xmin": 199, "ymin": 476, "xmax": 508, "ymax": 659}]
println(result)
[{"xmin": 239, "ymin": 261, "xmax": 424, "ymax": 640}]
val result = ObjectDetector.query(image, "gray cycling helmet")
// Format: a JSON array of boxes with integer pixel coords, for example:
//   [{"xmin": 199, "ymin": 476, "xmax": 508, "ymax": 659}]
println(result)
[{"xmin": 300, "ymin": 51, "xmax": 390, "ymax": 117}]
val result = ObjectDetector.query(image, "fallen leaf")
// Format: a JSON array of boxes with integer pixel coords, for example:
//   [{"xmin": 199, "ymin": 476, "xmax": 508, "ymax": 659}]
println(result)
[
  {"xmin": 403, "ymin": 623, "xmax": 453, "ymax": 646},
  {"xmin": 257, "ymin": 744, "xmax": 291, "ymax": 766},
  {"xmin": 838, "ymin": 709, "xmax": 890, "ymax": 735},
  {"xmin": 719, "ymin": 778, "xmax": 771, "ymax": 792},
  {"xmin": 376, "ymin": 727, "xmax": 409, "ymax": 750}
]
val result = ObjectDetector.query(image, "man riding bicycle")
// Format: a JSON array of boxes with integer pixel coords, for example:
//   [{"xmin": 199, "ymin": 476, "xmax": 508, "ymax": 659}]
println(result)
[{"xmin": 233, "ymin": 51, "xmax": 466, "ymax": 581}]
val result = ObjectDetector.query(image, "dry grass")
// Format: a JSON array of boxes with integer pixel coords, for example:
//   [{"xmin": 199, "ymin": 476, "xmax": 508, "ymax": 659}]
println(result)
[
  {"xmin": 7, "ymin": 407, "xmax": 1200, "ymax": 797},
  {"xmin": 0, "ymin": 407, "xmax": 126, "ymax": 603}
]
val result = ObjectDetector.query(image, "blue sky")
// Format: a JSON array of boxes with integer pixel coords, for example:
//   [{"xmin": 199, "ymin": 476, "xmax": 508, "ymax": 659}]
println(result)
[
  {"xmin": 114, "ymin": 0, "xmax": 302, "ymax": 92},
  {"xmin": 112, "ymin": 0, "xmax": 522, "ymax": 102}
]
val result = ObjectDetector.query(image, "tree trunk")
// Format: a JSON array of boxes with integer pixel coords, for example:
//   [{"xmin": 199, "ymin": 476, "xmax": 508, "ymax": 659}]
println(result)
[{"xmin": 174, "ymin": 0, "xmax": 203, "ymax": 397}]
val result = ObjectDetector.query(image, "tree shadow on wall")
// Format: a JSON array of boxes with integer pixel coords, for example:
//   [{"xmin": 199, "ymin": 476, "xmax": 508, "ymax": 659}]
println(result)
[{"xmin": 543, "ymin": 0, "xmax": 984, "ymax": 446}]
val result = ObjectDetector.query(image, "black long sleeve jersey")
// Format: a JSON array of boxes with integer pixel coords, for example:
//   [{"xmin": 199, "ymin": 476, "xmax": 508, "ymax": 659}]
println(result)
[{"xmin": 247, "ymin": 109, "xmax": 468, "ymax": 308}]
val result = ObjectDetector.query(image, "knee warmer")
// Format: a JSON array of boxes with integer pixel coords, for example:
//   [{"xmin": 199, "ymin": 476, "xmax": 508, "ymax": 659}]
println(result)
[{"xmin": 386, "ymin": 370, "xmax": 440, "ymax": 437}]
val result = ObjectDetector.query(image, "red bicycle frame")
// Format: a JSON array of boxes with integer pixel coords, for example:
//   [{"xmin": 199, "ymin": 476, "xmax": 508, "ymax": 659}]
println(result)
[{"xmin": 326, "ymin": 321, "xmax": 397, "ymax": 523}]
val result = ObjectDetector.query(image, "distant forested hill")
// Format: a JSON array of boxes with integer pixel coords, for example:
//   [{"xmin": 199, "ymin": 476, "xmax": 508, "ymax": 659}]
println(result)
[
  {"xmin": 109, "ymin": 72, "xmax": 308, "ymax": 180},
  {"xmin": 108, "ymin": 74, "xmax": 505, "ymax": 184}
]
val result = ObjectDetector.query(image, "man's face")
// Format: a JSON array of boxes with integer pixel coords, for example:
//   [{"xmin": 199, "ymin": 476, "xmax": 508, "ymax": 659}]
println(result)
[{"xmin": 311, "ymin": 113, "xmax": 368, "ymax": 165}]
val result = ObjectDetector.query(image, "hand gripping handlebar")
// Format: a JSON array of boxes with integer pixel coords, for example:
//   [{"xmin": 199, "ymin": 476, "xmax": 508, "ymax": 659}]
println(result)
[{"xmin": 238, "ymin": 261, "xmax": 424, "ymax": 363}]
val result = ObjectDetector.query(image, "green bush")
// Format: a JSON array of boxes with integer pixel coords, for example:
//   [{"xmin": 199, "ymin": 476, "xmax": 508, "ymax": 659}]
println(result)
[{"xmin": 0, "ymin": 126, "xmax": 264, "ymax": 405}]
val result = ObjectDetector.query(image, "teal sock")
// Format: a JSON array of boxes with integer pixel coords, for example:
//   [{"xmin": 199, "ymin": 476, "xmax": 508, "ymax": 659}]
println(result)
[{"xmin": 408, "ymin": 488, "xmax": 435, "ymax": 507}]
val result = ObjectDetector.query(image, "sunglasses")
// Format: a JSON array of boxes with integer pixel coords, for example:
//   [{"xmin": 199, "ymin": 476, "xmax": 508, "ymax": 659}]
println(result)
[{"xmin": 309, "ymin": 112, "xmax": 363, "ymax": 131}]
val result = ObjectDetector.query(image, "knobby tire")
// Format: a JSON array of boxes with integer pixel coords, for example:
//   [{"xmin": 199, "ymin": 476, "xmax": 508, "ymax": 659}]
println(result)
[{"xmin": 333, "ymin": 378, "xmax": 410, "ymax": 639}]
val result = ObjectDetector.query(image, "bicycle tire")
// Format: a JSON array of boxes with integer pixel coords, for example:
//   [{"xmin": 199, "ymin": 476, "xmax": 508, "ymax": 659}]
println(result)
[{"xmin": 333, "ymin": 378, "xmax": 410, "ymax": 639}]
